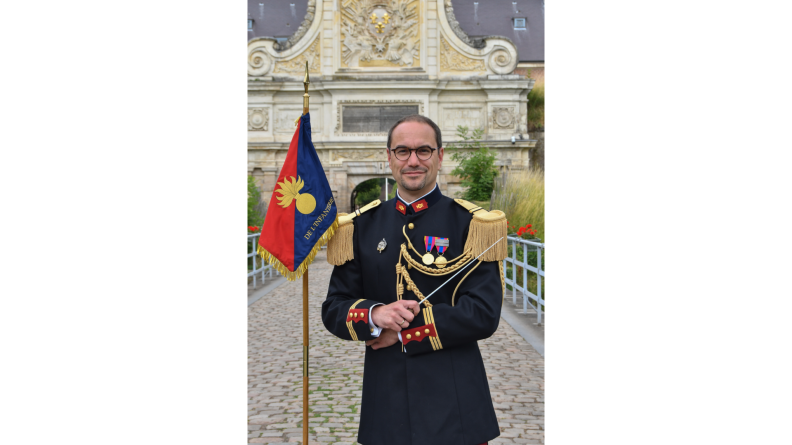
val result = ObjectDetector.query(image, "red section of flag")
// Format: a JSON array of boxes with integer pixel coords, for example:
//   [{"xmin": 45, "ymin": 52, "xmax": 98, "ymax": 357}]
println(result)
[{"xmin": 258, "ymin": 121, "xmax": 300, "ymax": 271}]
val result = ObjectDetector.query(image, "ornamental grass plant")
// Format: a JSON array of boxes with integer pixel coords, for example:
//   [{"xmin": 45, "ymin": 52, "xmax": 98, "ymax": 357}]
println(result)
[
  {"xmin": 526, "ymin": 82, "xmax": 544, "ymax": 131},
  {"xmin": 492, "ymin": 168, "xmax": 545, "ymax": 307},
  {"xmin": 491, "ymin": 168, "xmax": 545, "ymax": 241}
]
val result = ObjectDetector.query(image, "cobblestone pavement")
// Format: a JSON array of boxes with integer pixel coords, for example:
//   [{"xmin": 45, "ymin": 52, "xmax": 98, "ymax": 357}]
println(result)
[{"xmin": 248, "ymin": 251, "xmax": 544, "ymax": 444}]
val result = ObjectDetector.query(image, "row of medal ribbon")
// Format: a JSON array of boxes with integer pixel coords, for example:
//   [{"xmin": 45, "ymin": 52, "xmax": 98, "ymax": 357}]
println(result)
[{"xmin": 423, "ymin": 236, "xmax": 449, "ymax": 267}]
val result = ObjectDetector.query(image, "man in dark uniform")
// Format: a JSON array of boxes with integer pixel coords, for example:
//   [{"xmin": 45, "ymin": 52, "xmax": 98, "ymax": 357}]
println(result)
[{"xmin": 322, "ymin": 115, "xmax": 505, "ymax": 445}]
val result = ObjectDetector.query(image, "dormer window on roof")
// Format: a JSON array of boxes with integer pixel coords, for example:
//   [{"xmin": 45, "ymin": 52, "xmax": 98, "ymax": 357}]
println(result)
[
  {"xmin": 248, "ymin": 19, "xmax": 254, "ymax": 32},
  {"xmin": 513, "ymin": 18, "xmax": 526, "ymax": 30}
]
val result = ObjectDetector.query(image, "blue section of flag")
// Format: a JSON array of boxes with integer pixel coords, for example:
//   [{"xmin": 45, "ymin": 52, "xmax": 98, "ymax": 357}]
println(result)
[{"xmin": 293, "ymin": 113, "xmax": 337, "ymax": 267}]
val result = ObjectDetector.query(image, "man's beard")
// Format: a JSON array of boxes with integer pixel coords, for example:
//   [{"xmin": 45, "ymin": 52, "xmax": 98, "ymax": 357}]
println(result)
[{"xmin": 398, "ymin": 168, "xmax": 428, "ymax": 191}]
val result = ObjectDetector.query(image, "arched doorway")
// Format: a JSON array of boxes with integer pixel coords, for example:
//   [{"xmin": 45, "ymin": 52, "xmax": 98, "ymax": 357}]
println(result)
[{"xmin": 349, "ymin": 177, "xmax": 397, "ymax": 212}]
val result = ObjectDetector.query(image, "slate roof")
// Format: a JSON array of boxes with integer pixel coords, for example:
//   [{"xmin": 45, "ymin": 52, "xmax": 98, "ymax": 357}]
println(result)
[
  {"xmin": 247, "ymin": 0, "xmax": 307, "ymax": 41},
  {"xmin": 247, "ymin": 0, "xmax": 544, "ymax": 63},
  {"xmin": 452, "ymin": 0, "xmax": 544, "ymax": 62}
]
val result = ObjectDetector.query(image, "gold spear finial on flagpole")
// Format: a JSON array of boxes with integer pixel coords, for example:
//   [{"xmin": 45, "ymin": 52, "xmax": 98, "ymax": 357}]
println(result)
[{"xmin": 303, "ymin": 61, "xmax": 310, "ymax": 115}]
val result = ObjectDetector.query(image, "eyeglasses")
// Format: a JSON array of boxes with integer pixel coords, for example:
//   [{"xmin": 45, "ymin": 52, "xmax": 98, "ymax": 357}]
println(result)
[{"xmin": 390, "ymin": 147, "xmax": 437, "ymax": 161}]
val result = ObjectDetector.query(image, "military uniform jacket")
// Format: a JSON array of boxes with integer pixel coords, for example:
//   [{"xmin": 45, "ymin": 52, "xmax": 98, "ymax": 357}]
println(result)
[{"xmin": 322, "ymin": 187, "xmax": 502, "ymax": 445}]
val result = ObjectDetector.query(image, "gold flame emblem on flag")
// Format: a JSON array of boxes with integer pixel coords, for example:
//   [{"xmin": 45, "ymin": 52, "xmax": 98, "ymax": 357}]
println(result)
[{"xmin": 275, "ymin": 176, "xmax": 316, "ymax": 214}]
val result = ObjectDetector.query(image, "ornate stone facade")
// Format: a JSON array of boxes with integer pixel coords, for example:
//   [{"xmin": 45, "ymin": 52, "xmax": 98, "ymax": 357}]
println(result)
[{"xmin": 248, "ymin": 0, "xmax": 536, "ymax": 212}]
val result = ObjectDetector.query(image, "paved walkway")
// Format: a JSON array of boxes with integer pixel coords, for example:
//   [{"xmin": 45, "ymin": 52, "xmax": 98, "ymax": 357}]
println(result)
[{"xmin": 248, "ymin": 251, "xmax": 544, "ymax": 444}]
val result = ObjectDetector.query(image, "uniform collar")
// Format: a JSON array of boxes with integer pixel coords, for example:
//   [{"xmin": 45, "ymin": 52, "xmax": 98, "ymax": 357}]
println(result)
[{"xmin": 394, "ymin": 184, "xmax": 442, "ymax": 215}]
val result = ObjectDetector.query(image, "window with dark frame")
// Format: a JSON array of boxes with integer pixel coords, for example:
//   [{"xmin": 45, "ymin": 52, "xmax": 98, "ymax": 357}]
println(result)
[
  {"xmin": 342, "ymin": 106, "xmax": 420, "ymax": 133},
  {"xmin": 513, "ymin": 18, "xmax": 526, "ymax": 30}
]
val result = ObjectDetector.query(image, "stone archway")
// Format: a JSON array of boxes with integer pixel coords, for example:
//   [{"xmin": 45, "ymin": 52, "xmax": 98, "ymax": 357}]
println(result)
[
  {"xmin": 349, "ymin": 176, "xmax": 397, "ymax": 212},
  {"xmin": 347, "ymin": 174, "xmax": 395, "ymax": 212}
]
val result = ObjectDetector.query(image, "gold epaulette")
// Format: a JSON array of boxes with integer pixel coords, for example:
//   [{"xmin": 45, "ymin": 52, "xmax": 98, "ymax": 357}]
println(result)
[
  {"xmin": 454, "ymin": 199, "xmax": 508, "ymax": 262},
  {"xmin": 327, "ymin": 199, "xmax": 381, "ymax": 266}
]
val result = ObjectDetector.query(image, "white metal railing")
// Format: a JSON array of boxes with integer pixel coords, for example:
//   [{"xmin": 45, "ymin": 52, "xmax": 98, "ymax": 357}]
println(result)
[
  {"xmin": 248, "ymin": 233, "xmax": 276, "ymax": 287},
  {"xmin": 503, "ymin": 236, "xmax": 545, "ymax": 324}
]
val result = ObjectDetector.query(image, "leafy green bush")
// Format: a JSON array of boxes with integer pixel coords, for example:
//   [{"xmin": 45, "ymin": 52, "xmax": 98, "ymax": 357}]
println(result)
[
  {"xmin": 447, "ymin": 126, "xmax": 498, "ymax": 201},
  {"xmin": 248, "ymin": 176, "xmax": 265, "ymax": 227}
]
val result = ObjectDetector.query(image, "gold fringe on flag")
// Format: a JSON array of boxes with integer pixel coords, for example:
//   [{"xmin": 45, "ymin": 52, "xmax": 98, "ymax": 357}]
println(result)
[{"xmin": 257, "ymin": 215, "xmax": 340, "ymax": 282}]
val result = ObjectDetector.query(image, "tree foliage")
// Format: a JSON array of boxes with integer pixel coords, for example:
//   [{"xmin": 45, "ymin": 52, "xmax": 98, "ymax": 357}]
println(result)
[
  {"xmin": 355, "ymin": 179, "xmax": 382, "ymax": 207},
  {"xmin": 354, "ymin": 178, "xmax": 397, "ymax": 207},
  {"xmin": 388, "ymin": 182, "xmax": 397, "ymax": 200},
  {"xmin": 248, "ymin": 176, "xmax": 265, "ymax": 227},
  {"xmin": 447, "ymin": 126, "xmax": 498, "ymax": 201}
]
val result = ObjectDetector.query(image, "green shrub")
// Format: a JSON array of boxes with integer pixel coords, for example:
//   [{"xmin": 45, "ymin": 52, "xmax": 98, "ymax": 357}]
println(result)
[{"xmin": 447, "ymin": 126, "xmax": 498, "ymax": 201}]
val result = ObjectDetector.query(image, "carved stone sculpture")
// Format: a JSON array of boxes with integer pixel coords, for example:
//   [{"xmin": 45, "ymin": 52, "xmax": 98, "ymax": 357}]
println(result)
[
  {"xmin": 488, "ymin": 48, "xmax": 514, "ymax": 75},
  {"xmin": 341, "ymin": 0, "xmax": 420, "ymax": 68},
  {"xmin": 248, "ymin": 108, "xmax": 269, "ymax": 131},
  {"xmin": 492, "ymin": 107, "xmax": 516, "ymax": 130},
  {"xmin": 332, "ymin": 150, "xmax": 381, "ymax": 161},
  {"xmin": 273, "ymin": 38, "xmax": 321, "ymax": 74},
  {"xmin": 248, "ymin": 47, "xmax": 272, "ymax": 77},
  {"xmin": 439, "ymin": 36, "xmax": 485, "ymax": 71}
]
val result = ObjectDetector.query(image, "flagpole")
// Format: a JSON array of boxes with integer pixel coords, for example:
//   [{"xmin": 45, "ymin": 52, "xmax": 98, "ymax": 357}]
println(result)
[
  {"xmin": 302, "ymin": 270, "xmax": 309, "ymax": 445},
  {"xmin": 302, "ymin": 61, "xmax": 310, "ymax": 445}
]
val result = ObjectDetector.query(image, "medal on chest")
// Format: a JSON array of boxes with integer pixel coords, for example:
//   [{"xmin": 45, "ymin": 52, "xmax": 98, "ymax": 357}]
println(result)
[
  {"xmin": 422, "ymin": 236, "xmax": 436, "ymax": 265},
  {"xmin": 434, "ymin": 237, "xmax": 449, "ymax": 268}
]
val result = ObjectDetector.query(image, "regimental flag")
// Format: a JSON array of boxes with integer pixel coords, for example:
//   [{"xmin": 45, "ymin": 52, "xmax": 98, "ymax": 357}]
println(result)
[{"xmin": 258, "ymin": 113, "xmax": 338, "ymax": 281}]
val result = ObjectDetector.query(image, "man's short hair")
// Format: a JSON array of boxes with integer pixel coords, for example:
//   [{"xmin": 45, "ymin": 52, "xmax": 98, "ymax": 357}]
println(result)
[{"xmin": 386, "ymin": 115, "xmax": 442, "ymax": 150}]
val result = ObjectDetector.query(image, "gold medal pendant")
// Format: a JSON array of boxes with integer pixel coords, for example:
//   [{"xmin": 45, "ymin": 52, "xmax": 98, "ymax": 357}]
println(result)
[
  {"xmin": 422, "ymin": 235, "xmax": 437, "ymax": 265},
  {"xmin": 433, "ymin": 237, "xmax": 449, "ymax": 269},
  {"xmin": 422, "ymin": 253, "xmax": 435, "ymax": 265},
  {"xmin": 434, "ymin": 255, "xmax": 447, "ymax": 269}
]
